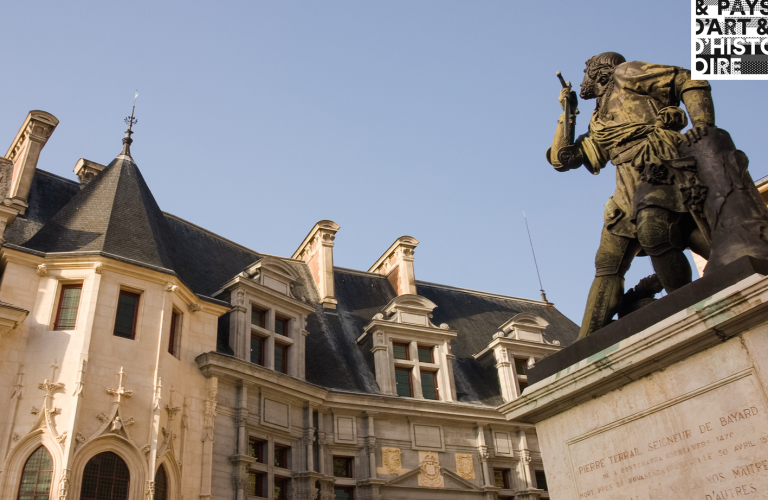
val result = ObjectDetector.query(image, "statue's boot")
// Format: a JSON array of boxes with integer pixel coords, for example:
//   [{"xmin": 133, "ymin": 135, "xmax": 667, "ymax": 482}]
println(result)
[
  {"xmin": 578, "ymin": 227, "xmax": 639, "ymax": 339},
  {"xmin": 578, "ymin": 274, "xmax": 624, "ymax": 340},
  {"xmin": 650, "ymin": 251, "xmax": 692, "ymax": 292}
]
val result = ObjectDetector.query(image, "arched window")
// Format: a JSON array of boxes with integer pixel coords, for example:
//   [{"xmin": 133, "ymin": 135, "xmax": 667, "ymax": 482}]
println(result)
[
  {"xmin": 154, "ymin": 465, "xmax": 168, "ymax": 500},
  {"xmin": 80, "ymin": 451, "xmax": 130, "ymax": 500},
  {"xmin": 17, "ymin": 446, "xmax": 53, "ymax": 500}
]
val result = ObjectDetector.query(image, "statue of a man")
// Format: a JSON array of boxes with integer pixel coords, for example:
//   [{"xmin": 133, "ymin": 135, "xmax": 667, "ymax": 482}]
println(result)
[{"xmin": 547, "ymin": 53, "xmax": 716, "ymax": 339}]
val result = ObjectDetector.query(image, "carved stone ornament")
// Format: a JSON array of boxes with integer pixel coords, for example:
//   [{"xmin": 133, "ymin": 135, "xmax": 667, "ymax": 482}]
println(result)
[
  {"xmin": 94, "ymin": 263, "xmax": 104, "ymax": 274},
  {"xmin": 111, "ymin": 416, "xmax": 123, "ymax": 433},
  {"xmin": 164, "ymin": 282, "xmax": 178, "ymax": 293},
  {"xmin": 455, "ymin": 453, "xmax": 475, "ymax": 480},
  {"xmin": 188, "ymin": 303, "xmax": 202, "ymax": 313},
  {"xmin": 311, "ymin": 485, "xmax": 319, "ymax": 500},
  {"xmin": 382, "ymin": 447, "xmax": 402, "ymax": 475},
  {"xmin": 57, "ymin": 431, "xmax": 68, "ymax": 444},
  {"xmin": 12, "ymin": 432, "xmax": 20, "ymax": 442},
  {"xmin": 37, "ymin": 264, "xmax": 47, "ymax": 276},
  {"xmin": 96, "ymin": 412, "xmax": 109, "ymax": 423},
  {"xmin": 76, "ymin": 433, "xmax": 86, "ymax": 444},
  {"xmin": 58, "ymin": 469, "xmax": 70, "ymax": 500},
  {"xmin": 30, "ymin": 406, "xmax": 39, "ymax": 415},
  {"xmin": 141, "ymin": 444, "xmax": 151, "ymax": 454},
  {"xmin": 418, "ymin": 451, "xmax": 444, "ymax": 488}
]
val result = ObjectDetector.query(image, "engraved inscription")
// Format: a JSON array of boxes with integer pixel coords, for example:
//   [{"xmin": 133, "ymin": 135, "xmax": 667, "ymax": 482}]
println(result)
[{"xmin": 567, "ymin": 374, "xmax": 768, "ymax": 499}]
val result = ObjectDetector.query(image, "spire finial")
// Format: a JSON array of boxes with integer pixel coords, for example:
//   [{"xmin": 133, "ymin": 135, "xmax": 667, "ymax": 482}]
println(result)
[{"xmin": 120, "ymin": 91, "xmax": 138, "ymax": 157}]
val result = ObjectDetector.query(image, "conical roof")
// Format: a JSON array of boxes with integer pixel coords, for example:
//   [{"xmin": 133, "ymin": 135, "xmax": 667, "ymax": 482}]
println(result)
[{"xmin": 25, "ymin": 155, "xmax": 175, "ymax": 270}]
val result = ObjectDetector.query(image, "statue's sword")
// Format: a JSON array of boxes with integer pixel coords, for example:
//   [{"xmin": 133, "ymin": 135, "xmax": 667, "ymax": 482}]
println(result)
[{"xmin": 556, "ymin": 71, "xmax": 579, "ymax": 144}]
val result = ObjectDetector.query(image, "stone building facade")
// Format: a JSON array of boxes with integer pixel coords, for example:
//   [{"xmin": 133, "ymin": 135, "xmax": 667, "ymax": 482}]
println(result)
[{"xmin": 0, "ymin": 111, "xmax": 578, "ymax": 500}]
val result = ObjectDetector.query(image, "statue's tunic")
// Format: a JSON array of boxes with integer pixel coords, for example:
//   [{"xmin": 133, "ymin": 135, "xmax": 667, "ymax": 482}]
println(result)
[{"xmin": 576, "ymin": 61, "xmax": 710, "ymax": 239}]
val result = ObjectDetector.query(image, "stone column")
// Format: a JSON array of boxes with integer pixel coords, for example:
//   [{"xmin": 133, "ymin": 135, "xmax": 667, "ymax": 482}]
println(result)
[
  {"xmin": 230, "ymin": 382, "xmax": 254, "ymax": 500},
  {"xmin": 304, "ymin": 405, "xmax": 316, "ymax": 472},
  {"xmin": 441, "ymin": 342, "xmax": 457, "ymax": 402},
  {"xmin": 366, "ymin": 413, "xmax": 377, "ymax": 479},
  {"xmin": 371, "ymin": 332, "xmax": 394, "ymax": 395},
  {"xmin": 476, "ymin": 424, "xmax": 492, "ymax": 487},
  {"xmin": 200, "ymin": 378, "xmax": 218, "ymax": 500},
  {"xmin": 230, "ymin": 288, "xmax": 248, "ymax": 360},
  {"xmin": 493, "ymin": 345, "xmax": 519, "ymax": 402},
  {"xmin": 514, "ymin": 428, "xmax": 541, "ymax": 500},
  {"xmin": 317, "ymin": 412, "xmax": 327, "ymax": 475}
]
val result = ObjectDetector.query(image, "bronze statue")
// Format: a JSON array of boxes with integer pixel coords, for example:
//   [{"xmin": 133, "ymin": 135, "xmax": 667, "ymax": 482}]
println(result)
[{"xmin": 547, "ymin": 53, "xmax": 717, "ymax": 339}]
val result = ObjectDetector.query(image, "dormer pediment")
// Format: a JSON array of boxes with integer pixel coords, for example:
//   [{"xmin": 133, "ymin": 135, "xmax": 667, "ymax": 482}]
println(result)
[
  {"xmin": 382, "ymin": 294, "xmax": 438, "ymax": 327},
  {"xmin": 498, "ymin": 313, "xmax": 549, "ymax": 343},
  {"xmin": 241, "ymin": 256, "xmax": 300, "ymax": 296}
]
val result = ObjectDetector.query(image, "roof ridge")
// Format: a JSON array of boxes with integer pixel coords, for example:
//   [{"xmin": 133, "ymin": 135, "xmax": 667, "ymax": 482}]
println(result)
[
  {"xmin": 35, "ymin": 168, "xmax": 79, "ymax": 187},
  {"xmin": 415, "ymin": 279, "xmax": 549, "ymax": 306},
  {"xmin": 162, "ymin": 212, "xmax": 262, "ymax": 257}
]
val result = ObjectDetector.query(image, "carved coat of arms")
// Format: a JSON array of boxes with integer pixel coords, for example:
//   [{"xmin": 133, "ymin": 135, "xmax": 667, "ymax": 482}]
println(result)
[
  {"xmin": 455, "ymin": 453, "xmax": 475, "ymax": 479},
  {"xmin": 382, "ymin": 447, "xmax": 402, "ymax": 475},
  {"xmin": 418, "ymin": 452, "xmax": 444, "ymax": 488}
]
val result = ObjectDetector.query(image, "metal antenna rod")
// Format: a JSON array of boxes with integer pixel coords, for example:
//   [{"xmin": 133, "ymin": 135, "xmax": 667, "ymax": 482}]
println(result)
[{"xmin": 523, "ymin": 212, "xmax": 549, "ymax": 303}]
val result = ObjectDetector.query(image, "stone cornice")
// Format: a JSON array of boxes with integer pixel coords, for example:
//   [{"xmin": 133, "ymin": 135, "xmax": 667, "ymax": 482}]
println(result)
[
  {"xmin": 473, "ymin": 337, "xmax": 561, "ymax": 361},
  {"xmin": 214, "ymin": 275, "xmax": 316, "ymax": 314},
  {"xmin": 0, "ymin": 247, "xmax": 230, "ymax": 315},
  {"xmin": 195, "ymin": 351, "xmax": 534, "ymax": 430},
  {"xmin": 500, "ymin": 273, "xmax": 768, "ymax": 423}
]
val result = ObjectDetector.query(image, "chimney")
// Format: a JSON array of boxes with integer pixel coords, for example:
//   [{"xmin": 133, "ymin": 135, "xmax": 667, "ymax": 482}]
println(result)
[
  {"xmin": 292, "ymin": 220, "xmax": 340, "ymax": 309},
  {"xmin": 73, "ymin": 158, "xmax": 107, "ymax": 188},
  {"xmin": 4, "ymin": 111, "xmax": 59, "ymax": 214},
  {"xmin": 368, "ymin": 236, "xmax": 419, "ymax": 296}
]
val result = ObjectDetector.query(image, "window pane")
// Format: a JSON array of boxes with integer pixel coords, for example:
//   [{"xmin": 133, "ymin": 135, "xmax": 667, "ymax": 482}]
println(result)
[
  {"xmin": 395, "ymin": 368, "xmax": 412, "ymax": 397},
  {"xmin": 251, "ymin": 336, "xmax": 263, "ymax": 365},
  {"xmin": 393, "ymin": 344, "xmax": 408, "ymax": 360},
  {"xmin": 168, "ymin": 311, "xmax": 180, "ymax": 356},
  {"xmin": 494, "ymin": 470, "xmax": 506, "ymax": 489},
  {"xmin": 55, "ymin": 285, "xmax": 82, "ymax": 330},
  {"xmin": 274, "ymin": 479, "xmax": 288, "ymax": 500},
  {"xmin": 333, "ymin": 457, "xmax": 352, "ymax": 477},
  {"xmin": 248, "ymin": 440, "xmax": 265, "ymax": 462},
  {"xmin": 155, "ymin": 466, "xmax": 168, "ymax": 500},
  {"xmin": 275, "ymin": 317, "xmax": 288, "ymax": 336},
  {"xmin": 114, "ymin": 292, "xmax": 138, "ymax": 339},
  {"xmin": 335, "ymin": 488, "xmax": 353, "ymax": 500},
  {"xmin": 247, "ymin": 472, "xmax": 264, "ymax": 497},
  {"xmin": 417, "ymin": 346, "xmax": 433, "ymax": 363},
  {"xmin": 17, "ymin": 446, "xmax": 54, "ymax": 500},
  {"xmin": 535, "ymin": 470, "xmax": 548, "ymax": 491},
  {"xmin": 251, "ymin": 308, "xmax": 265, "ymax": 327},
  {"xmin": 514, "ymin": 358, "xmax": 527, "ymax": 375},
  {"xmin": 420, "ymin": 372, "xmax": 438, "ymax": 400},
  {"xmin": 274, "ymin": 344, "xmax": 287, "ymax": 373},
  {"xmin": 79, "ymin": 451, "xmax": 130, "ymax": 500},
  {"xmin": 274, "ymin": 446, "xmax": 289, "ymax": 468}
]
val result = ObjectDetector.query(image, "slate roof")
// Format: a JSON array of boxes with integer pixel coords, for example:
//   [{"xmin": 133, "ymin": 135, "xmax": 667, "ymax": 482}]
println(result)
[{"xmin": 5, "ymin": 156, "xmax": 579, "ymax": 407}]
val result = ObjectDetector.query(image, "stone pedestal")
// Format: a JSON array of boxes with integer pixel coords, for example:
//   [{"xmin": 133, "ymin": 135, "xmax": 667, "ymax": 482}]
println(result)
[{"xmin": 502, "ymin": 258, "xmax": 768, "ymax": 500}]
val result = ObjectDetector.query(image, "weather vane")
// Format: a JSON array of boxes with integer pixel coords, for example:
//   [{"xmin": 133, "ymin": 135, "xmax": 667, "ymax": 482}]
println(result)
[{"xmin": 120, "ymin": 91, "xmax": 138, "ymax": 157}]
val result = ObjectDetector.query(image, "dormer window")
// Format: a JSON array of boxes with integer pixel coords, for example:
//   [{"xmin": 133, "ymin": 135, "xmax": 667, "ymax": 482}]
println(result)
[
  {"xmin": 217, "ymin": 255, "xmax": 314, "ymax": 381},
  {"xmin": 472, "ymin": 313, "xmax": 561, "ymax": 403},
  {"xmin": 358, "ymin": 294, "xmax": 458, "ymax": 402}
]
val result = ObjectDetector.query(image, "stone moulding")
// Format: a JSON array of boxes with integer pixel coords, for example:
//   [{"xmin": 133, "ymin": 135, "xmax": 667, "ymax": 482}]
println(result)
[{"xmin": 502, "ymin": 268, "xmax": 768, "ymax": 424}]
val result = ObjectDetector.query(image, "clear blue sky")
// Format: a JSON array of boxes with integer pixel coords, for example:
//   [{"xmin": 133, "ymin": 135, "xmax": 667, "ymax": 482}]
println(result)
[{"xmin": 2, "ymin": 1, "xmax": 766, "ymax": 324}]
